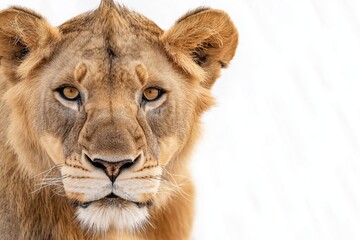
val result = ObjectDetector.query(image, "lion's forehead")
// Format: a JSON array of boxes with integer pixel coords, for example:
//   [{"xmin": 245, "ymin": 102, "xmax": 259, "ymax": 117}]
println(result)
[
  {"xmin": 57, "ymin": 4, "xmax": 163, "ymax": 79},
  {"xmin": 53, "ymin": 33, "xmax": 168, "ymax": 97}
]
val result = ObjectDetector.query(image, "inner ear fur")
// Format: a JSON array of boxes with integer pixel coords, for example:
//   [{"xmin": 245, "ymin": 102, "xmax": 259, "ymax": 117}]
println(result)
[
  {"xmin": 0, "ymin": 7, "xmax": 59, "ymax": 82},
  {"xmin": 161, "ymin": 8, "xmax": 238, "ymax": 88}
]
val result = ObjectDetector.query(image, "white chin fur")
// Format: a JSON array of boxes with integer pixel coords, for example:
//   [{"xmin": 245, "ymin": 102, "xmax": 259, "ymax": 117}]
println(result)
[{"xmin": 76, "ymin": 204, "xmax": 149, "ymax": 234}]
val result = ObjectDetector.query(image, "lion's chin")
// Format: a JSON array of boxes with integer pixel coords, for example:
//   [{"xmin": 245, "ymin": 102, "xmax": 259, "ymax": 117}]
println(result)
[{"xmin": 75, "ymin": 198, "xmax": 149, "ymax": 233}]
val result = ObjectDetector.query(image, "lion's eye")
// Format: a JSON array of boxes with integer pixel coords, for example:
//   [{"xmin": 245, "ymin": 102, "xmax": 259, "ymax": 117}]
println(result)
[
  {"xmin": 143, "ymin": 87, "xmax": 163, "ymax": 101},
  {"xmin": 58, "ymin": 86, "xmax": 80, "ymax": 101}
]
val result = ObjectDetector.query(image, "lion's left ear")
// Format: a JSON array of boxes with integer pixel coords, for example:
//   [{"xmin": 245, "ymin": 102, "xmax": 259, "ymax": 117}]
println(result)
[
  {"xmin": 161, "ymin": 8, "xmax": 238, "ymax": 88},
  {"xmin": 0, "ymin": 7, "xmax": 60, "ymax": 82}
]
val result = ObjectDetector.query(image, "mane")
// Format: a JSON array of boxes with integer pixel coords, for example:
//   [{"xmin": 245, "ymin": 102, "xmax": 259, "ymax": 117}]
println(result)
[{"xmin": 59, "ymin": 2, "xmax": 163, "ymax": 42}]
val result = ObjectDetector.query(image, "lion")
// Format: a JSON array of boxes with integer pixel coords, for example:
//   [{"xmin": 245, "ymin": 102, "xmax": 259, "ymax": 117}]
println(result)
[{"xmin": 0, "ymin": 0, "xmax": 238, "ymax": 239}]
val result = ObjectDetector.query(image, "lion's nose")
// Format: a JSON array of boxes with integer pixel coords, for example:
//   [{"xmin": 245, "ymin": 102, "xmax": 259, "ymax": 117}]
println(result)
[{"xmin": 85, "ymin": 154, "xmax": 138, "ymax": 182}]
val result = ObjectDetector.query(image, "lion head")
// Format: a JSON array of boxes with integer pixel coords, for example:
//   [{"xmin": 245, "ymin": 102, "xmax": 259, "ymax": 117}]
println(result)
[{"xmin": 0, "ymin": 0, "xmax": 237, "ymax": 235}]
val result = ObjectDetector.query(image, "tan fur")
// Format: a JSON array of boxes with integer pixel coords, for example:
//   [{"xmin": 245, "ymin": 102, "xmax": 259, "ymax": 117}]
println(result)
[{"xmin": 0, "ymin": 1, "xmax": 238, "ymax": 239}]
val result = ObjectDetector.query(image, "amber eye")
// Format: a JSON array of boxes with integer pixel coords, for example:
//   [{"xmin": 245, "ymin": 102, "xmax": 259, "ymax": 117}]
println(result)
[
  {"xmin": 58, "ymin": 86, "xmax": 80, "ymax": 101},
  {"xmin": 143, "ymin": 87, "xmax": 163, "ymax": 101}
]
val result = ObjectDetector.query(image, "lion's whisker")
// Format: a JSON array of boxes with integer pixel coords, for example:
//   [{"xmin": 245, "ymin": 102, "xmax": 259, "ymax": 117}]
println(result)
[
  {"xmin": 32, "ymin": 164, "xmax": 65, "ymax": 179},
  {"xmin": 31, "ymin": 174, "xmax": 70, "ymax": 195}
]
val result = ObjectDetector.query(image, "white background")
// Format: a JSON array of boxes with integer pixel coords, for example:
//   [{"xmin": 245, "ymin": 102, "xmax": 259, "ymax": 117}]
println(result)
[{"xmin": 1, "ymin": 0, "xmax": 360, "ymax": 239}]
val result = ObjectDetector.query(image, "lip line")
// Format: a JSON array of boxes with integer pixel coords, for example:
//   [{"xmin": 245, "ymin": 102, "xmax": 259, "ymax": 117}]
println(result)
[
  {"xmin": 72, "ymin": 193, "xmax": 152, "ymax": 208},
  {"xmin": 81, "ymin": 193, "xmax": 126, "ymax": 205}
]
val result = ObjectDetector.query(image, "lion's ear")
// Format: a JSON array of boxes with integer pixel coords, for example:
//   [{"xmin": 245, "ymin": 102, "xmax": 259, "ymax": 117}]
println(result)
[
  {"xmin": 161, "ymin": 8, "xmax": 238, "ymax": 88},
  {"xmin": 0, "ymin": 7, "xmax": 59, "ymax": 82}
]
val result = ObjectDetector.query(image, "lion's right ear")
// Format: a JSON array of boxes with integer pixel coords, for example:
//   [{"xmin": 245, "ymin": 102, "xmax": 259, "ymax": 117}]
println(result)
[{"xmin": 0, "ymin": 7, "xmax": 60, "ymax": 82}]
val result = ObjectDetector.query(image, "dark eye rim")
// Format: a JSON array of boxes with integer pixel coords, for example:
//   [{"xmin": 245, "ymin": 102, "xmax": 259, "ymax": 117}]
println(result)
[
  {"xmin": 142, "ymin": 87, "xmax": 165, "ymax": 102},
  {"xmin": 55, "ymin": 85, "xmax": 81, "ymax": 102}
]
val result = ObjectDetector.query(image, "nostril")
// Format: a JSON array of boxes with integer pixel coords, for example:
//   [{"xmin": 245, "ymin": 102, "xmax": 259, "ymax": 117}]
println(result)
[
  {"xmin": 85, "ymin": 154, "xmax": 106, "ymax": 171},
  {"xmin": 119, "ymin": 154, "xmax": 140, "ymax": 172},
  {"xmin": 85, "ymin": 155, "xmax": 105, "ymax": 170},
  {"xmin": 120, "ymin": 161, "xmax": 134, "ymax": 171}
]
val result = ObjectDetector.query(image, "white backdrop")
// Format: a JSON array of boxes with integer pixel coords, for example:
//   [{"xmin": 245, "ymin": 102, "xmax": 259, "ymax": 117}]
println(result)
[{"xmin": 1, "ymin": 1, "xmax": 360, "ymax": 239}]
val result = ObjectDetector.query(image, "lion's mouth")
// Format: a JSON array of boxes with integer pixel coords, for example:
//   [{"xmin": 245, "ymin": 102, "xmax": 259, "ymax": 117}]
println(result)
[{"xmin": 71, "ymin": 193, "xmax": 153, "ymax": 209}]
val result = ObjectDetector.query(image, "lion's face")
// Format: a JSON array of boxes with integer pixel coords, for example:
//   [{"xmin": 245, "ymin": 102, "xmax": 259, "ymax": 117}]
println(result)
[
  {"xmin": 0, "ymin": 1, "xmax": 237, "ymax": 234},
  {"xmin": 35, "ymin": 33, "xmax": 193, "ymax": 232}
]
